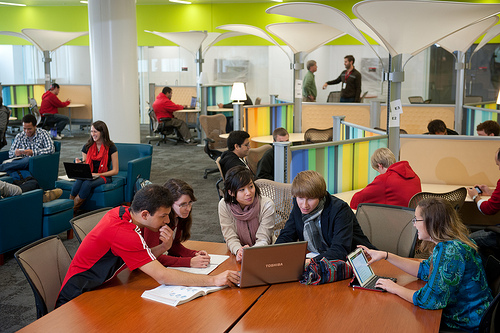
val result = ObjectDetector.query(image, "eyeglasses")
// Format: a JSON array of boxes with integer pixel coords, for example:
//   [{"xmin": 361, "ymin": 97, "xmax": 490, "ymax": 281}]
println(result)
[
  {"xmin": 241, "ymin": 142, "xmax": 251, "ymax": 147},
  {"xmin": 411, "ymin": 217, "xmax": 424, "ymax": 224},
  {"xmin": 176, "ymin": 201, "xmax": 194, "ymax": 208}
]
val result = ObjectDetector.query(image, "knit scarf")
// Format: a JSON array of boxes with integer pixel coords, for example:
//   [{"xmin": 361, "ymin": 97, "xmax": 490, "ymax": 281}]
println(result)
[
  {"xmin": 302, "ymin": 197, "xmax": 326, "ymax": 253},
  {"xmin": 86, "ymin": 142, "xmax": 109, "ymax": 174},
  {"xmin": 229, "ymin": 196, "xmax": 261, "ymax": 247}
]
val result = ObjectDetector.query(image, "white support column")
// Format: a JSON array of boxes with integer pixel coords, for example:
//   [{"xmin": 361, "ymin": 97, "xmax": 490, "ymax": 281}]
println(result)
[{"xmin": 88, "ymin": 0, "xmax": 140, "ymax": 143}]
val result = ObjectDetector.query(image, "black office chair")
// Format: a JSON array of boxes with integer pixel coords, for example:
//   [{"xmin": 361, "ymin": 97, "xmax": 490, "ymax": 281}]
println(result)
[
  {"xmin": 147, "ymin": 107, "xmax": 183, "ymax": 146},
  {"xmin": 29, "ymin": 98, "xmax": 50, "ymax": 130},
  {"xmin": 199, "ymin": 114, "xmax": 227, "ymax": 179}
]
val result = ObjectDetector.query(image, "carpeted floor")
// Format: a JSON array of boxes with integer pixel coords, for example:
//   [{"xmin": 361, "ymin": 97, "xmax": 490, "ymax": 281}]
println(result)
[{"xmin": 0, "ymin": 124, "xmax": 224, "ymax": 332}]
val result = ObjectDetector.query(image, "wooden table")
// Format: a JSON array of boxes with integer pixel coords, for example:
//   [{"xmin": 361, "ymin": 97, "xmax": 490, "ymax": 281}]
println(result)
[
  {"xmin": 207, "ymin": 106, "xmax": 233, "ymax": 113},
  {"xmin": 18, "ymin": 242, "xmax": 441, "ymax": 332},
  {"xmin": 63, "ymin": 103, "xmax": 85, "ymax": 136},
  {"xmin": 251, "ymin": 133, "xmax": 305, "ymax": 144},
  {"xmin": 7, "ymin": 104, "xmax": 30, "ymax": 119},
  {"xmin": 18, "ymin": 241, "xmax": 268, "ymax": 333},
  {"xmin": 231, "ymin": 260, "xmax": 441, "ymax": 333}
]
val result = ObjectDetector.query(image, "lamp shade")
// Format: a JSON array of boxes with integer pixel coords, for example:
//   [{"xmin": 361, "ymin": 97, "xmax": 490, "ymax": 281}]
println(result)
[
  {"xmin": 497, "ymin": 89, "xmax": 500, "ymax": 105},
  {"xmin": 230, "ymin": 82, "xmax": 246, "ymax": 101}
]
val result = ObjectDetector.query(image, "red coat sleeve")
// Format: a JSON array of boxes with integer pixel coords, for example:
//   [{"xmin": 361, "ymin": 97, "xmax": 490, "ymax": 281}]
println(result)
[
  {"xmin": 350, "ymin": 174, "xmax": 386, "ymax": 209},
  {"xmin": 479, "ymin": 179, "xmax": 500, "ymax": 215}
]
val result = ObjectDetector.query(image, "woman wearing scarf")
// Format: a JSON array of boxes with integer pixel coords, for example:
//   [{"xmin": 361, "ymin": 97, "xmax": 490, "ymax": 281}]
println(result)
[
  {"xmin": 70, "ymin": 120, "xmax": 118, "ymax": 215},
  {"xmin": 218, "ymin": 166, "xmax": 275, "ymax": 262},
  {"xmin": 276, "ymin": 170, "xmax": 374, "ymax": 265}
]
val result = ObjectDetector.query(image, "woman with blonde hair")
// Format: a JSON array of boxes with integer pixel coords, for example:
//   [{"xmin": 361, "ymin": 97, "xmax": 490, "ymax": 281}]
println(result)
[{"xmin": 360, "ymin": 197, "xmax": 492, "ymax": 332}]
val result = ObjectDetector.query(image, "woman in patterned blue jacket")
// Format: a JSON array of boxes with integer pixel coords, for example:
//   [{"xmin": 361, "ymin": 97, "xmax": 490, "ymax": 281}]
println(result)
[{"xmin": 359, "ymin": 197, "xmax": 492, "ymax": 333}]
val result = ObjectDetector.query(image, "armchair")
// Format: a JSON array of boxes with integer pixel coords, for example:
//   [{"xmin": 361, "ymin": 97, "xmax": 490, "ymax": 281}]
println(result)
[
  {"xmin": 0, "ymin": 141, "xmax": 60, "ymax": 190},
  {"xmin": 114, "ymin": 143, "xmax": 153, "ymax": 203},
  {"xmin": 0, "ymin": 189, "xmax": 43, "ymax": 265}
]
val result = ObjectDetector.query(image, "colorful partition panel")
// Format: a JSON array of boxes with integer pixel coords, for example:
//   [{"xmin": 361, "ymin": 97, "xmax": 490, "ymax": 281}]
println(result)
[
  {"xmin": 244, "ymin": 104, "xmax": 294, "ymax": 138},
  {"xmin": 463, "ymin": 107, "xmax": 500, "ymax": 136},
  {"xmin": 289, "ymin": 136, "xmax": 388, "ymax": 194},
  {"xmin": 206, "ymin": 85, "xmax": 232, "ymax": 117},
  {"xmin": 342, "ymin": 122, "xmax": 383, "ymax": 140},
  {"xmin": 2, "ymin": 84, "xmax": 37, "ymax": 119}
]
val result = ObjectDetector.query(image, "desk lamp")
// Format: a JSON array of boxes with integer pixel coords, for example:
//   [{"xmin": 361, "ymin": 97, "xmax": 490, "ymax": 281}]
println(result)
[{"xmin": 231, "ymin": 82, "xmax": 246, "ymax": 131}]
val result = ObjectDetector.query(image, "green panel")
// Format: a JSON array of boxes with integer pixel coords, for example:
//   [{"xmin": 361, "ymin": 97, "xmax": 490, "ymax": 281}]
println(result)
[{"xmin": 308, "ymin": 149, "xmax": 316, "ymax": 171}]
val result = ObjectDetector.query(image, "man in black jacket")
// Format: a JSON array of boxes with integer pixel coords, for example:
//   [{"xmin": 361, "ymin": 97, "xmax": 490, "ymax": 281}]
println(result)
[
  {"xmin": 219, "ymin": 130, "xmax": 251, "ymax": 178},
  {"xmin": 322, "ymin": 55, "xmax": 362, "ymax": 103}
]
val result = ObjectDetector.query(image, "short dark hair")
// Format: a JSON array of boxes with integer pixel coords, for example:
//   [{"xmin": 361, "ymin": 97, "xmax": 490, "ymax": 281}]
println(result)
[
  {"xmin": 227, "ymin": 130, "xmax": 250, "ymax": 151},
  {"xmin": 345, "ymin": 55, "xmax": 355, "ymax": 64},
  {"xmin": 162, "ymin": 87, "xmax": 172, "ymax": 95},
  {"xmin": 427, "ymin": 119, "xmax": 446, "ymax": 134},
  {"xmin": 272, "ymin": 127, "xmax": 289, "ymax": 141},
  {"xmin": 223, "ymin": 166, "xmax": 260, "ymax": 203},
  {"xmin": 22, "ymin": 114, "xmax": 37, "ymax": 127},
  {"xmin": 50, "ymin": 83, "xmax": 60, "ymax": 90},
  {"xmin": 477, "ymin": 120, "xmax": 500, "ymax": 136},
  {"xmin": 130, "ymin": 184, "xmax": 173, "ymax": 216}
]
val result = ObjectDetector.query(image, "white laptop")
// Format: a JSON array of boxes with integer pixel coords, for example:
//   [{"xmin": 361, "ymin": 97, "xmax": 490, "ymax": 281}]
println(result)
[
  {"xmin": 239, "ymin": 241, "xmax": 307, "ymax": 288},
  {"xmin": 347, "ymin": 247, "xmax": 396, "ymax": 292}
]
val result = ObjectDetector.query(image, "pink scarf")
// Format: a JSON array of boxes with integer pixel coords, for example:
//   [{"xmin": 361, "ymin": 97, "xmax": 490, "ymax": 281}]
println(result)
[{"xmin": 229, "ymin": 197, "xmax": 261, "ymax": 247}]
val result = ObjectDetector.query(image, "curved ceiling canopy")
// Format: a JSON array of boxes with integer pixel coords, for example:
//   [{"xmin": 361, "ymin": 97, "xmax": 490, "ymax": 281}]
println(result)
[
  {"xmin": 353, "ymin": 0, "xmax": 500, "ymax": 56},
  {"xmin": 145, "ymin": 30, "xmax": 208, "ymax": 56},
  {"xmin": 472, "ymin": 24, "xmax": 500, "ymax": 58},
  {"xmin": 0, "ymin": 29, "xmax": 88, "ymax": 52},
  {"xmin": 266, "ymin": 22, "xmax": 345, "ymax": 54}
]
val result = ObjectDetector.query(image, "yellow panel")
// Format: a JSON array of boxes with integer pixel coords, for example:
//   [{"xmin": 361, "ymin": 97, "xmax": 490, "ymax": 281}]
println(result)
[
  {"xmin": 353, "ymin": 141, "xmax": 370, "ymax": 189},
  {"xmin": 341, "ymin": 143, "xmax": 353, "ymax": 192}
]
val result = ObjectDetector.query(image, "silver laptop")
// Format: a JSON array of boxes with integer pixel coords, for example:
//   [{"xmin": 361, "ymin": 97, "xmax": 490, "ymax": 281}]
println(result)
[
  {"xmin": 347, "ymin": 247, "xmax": 396, "ymax": 291},
  {"xmin": 63, "ymin": 162, "xmax": 99, "ymax": 180},
  {"xmin": 239, "ymin": 241, "xmax": 307, "ymax": 288}
]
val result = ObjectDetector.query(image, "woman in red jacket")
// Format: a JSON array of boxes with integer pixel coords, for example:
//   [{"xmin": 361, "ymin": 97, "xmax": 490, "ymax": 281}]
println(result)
[
  {"xmin": 142, "ymin": 179, "xmax": 211, "ymax": 267},
  {"xmin": 350, "ymin": 148, "xmax": 422, "ymax": 209}
]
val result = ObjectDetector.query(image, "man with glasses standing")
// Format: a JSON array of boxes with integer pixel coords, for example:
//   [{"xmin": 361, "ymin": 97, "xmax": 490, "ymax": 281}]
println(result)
[{"xmin": 219, "ymin": 130, "xmax": 251, "ymax": 178}]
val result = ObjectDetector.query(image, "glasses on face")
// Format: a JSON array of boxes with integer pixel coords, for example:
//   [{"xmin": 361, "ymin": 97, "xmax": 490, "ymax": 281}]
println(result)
[
  {"xmin": 241, "ymin": 142, "xmax": 251, "ymax": 148},
  {"xmin": 176, "ymin": 201, "xmax": 194, "ymax": 209},
  {"xmin": 411, "ymin": 217, "xmax": 424, "ymax": 225}
]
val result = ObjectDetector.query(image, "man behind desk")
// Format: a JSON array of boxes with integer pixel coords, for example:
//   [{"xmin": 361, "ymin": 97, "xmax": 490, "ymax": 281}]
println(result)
[
  {"xmin": 256, "ymin": 127, "xmax": 289, "ymax": 180},
  {"xmin": 152, "ymin": 87, "xmax": 196, "ymax": 144},
  {"xmin": 56, "ymin": 185, "xmax": 239, "ymax": 307},
  {"xmin": 40, "ymin": 83, "xmax": 71, "ymax": 140}
]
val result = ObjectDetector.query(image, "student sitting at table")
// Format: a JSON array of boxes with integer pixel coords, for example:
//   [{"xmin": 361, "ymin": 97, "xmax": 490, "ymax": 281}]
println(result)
[
  {"xmin": 276, "ymin": 170, "xmax": 374, "ymax": 264},
  {"xmin": 56, "ymin": 184, "xmax": 239, "ymax": 307},
  {"xmin": 219, "ymin": 130, "xmax": 251, "ymax": 178},
  {"xmin": 360, "ymin": 197, "xmax": 492, "ymax": 332},
  {"xmin": 350, "ymin": 147, "xmax": 422, "ymax": 209},
  {"xmin": 142, "ymin": 179, "xmax": 211, "ymax": 268},
  {"xmin": 425, "ymin": 119, "xmax": 458, "ymax": 135},
  {"xmin": 218, "ymin": 166, "xmax": 275, "ymax": 262}
]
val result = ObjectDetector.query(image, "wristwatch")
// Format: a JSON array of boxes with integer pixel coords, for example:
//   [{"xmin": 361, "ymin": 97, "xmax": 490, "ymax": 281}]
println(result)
[{"xmin": 472, "ymin": 195, "xmax": 478, "ymax": 202}]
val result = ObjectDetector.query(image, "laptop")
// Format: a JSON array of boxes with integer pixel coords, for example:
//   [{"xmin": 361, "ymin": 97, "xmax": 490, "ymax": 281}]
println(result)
[
  {"xmin": 184, "ymin": 96, "xmax": 197, "ymax": 109},
  {"xmin": 347, "ymin": 247, "xmax": 396, "ymax": 292},
  {"xmin": 63, "ymin": 162, "xmax": 99, "ymax": 180},
  {"xmin": 239, "ymin": 241, "xmax": 307, "ymax": 288}
]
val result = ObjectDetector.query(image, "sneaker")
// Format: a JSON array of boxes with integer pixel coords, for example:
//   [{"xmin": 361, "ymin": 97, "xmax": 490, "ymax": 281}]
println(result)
[
  {"xmin": 43, "ymin": 188, "xmax": 63, "ymax": 203},
  {"xmin": 59, "ymin": 133, "xmax": 65, "ymax": 138},
  {"xmin": 53, "ymin": 134, "xmax": 62, "ymax": 140},
  {"xmin": 184, "ymin": 139, "xmax": 197, "ymax": 146}
]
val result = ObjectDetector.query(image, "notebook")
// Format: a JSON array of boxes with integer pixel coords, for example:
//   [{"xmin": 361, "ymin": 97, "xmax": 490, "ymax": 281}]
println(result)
[
  {"xmin": 239, "ymin": 241, "xmax": 307, "ymax": 288},
  {"xmin": 184, "ymin": 96, "xmax": 197, "ymax": 109},
  {"xmin": 141, "ymin": 285, "xmax": 226, "ymax": 307},
  {"xmin": 347, "ymin": 248, "xmax": 396, "ymax": 292},
  {"xmin": 63, "ymin": 162, "xmax": 99, "ymax": 180}
]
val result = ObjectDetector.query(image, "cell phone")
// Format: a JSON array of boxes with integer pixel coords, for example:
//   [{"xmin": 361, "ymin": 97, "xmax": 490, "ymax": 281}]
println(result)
[{"xmin": 474, "ymin": 186, "xmax": 483, "ymax": 194}]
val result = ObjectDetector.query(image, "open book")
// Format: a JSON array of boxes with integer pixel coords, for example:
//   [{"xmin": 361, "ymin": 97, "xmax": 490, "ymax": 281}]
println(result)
[
  {"xmin": 167, "ymin": 254, "xmax": 229, "ymax": 275},
  {"xmin": 141, "ymin": 285, "xmax": 227, "ymax": 306}
]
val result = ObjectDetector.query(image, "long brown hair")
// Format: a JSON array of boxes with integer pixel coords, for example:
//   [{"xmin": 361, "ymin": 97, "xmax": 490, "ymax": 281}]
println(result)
[
  {"xmin": 417, "ymin": 197, "xmax": 477, "ymax": 252},
  {"xmin": 84, "ymin": 120, "xmax": 114, "ymax": 150},
  {"xmin": 164, "ymin": 179, "xmax": 197, "ymax": 242}
]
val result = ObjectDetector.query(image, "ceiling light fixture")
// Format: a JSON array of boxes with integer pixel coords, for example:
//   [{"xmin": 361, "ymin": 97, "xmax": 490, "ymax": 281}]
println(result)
[
  {"xmin": 80, "ymin": 1, "xmax": 88, "ymax": 3},
  {"xmin": 169, "ymin": 0, "xmax": 191, "ymax": 4},
  {"xmin": 0, "ymin": 1, "xmax": 26, "ymax": 6}
]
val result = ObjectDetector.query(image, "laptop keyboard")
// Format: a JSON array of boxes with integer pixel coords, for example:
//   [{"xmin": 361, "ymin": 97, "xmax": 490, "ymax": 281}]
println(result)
[{"xmin": 365, "ymin": 276, "xmax": 397, "ymax": 290}]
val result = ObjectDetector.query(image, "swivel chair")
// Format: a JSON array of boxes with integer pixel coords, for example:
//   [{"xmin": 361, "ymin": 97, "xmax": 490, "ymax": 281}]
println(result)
[
  {"xmin": 199, "ymin": 114, "xmax": 227, "ymax": 179},
  {"xmin": 147, "ymin": 108, "xmax": 182, "ymax": 146},
  {"xmin": 304, "ymin": 127, "xmax": 333, "ymax": 143}
]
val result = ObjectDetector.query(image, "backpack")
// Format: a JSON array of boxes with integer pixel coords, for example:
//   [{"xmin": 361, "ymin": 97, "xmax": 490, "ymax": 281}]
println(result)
[
  {"xmin": 10, "ymin": 170, "xmax": 41, "ymax": 193},
  {"xmin": 134, "ymin": 175, "xmax": 152, "ymax": 197}
]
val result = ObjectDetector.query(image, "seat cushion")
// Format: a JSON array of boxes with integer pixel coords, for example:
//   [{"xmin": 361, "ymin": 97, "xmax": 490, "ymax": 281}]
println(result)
[
  {"xmin": 55, "ymin": 177, "xmax": 125, "ymax": 193},
  {"xmin": 43, "ymin": 198, "xmax": 74, "ymax": 215}
]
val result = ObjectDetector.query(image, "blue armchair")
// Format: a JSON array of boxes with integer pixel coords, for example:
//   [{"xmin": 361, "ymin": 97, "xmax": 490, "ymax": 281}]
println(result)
[
  {"xmin": 114, "ymin": 143, "xmax": 153, "ymax": 203},
  {"xmin": 0, "ymin": 141, "xmax": 60, "ymax": 190},
  {"xmin": 0, "ymin": 189, "xmax": 43, "ymax": 265}
]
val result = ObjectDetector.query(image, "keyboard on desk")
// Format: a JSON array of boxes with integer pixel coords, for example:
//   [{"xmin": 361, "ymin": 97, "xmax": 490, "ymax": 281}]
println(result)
[{"xmin": 363, "ymin": 275, "xmax": 397, "ymax": 291}]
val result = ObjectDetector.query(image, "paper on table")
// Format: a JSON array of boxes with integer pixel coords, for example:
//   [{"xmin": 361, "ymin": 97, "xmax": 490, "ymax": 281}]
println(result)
[
  {"xmin": 58, "ymin": 175, "xmax": 76, "ymax": 181},
  {"xmin": 167, "ymin": 254, "xmax": 229, "ymax": 275},
  {"xmin": 141, "ymin": 285, "xmax": 227, "ymax": 307}
]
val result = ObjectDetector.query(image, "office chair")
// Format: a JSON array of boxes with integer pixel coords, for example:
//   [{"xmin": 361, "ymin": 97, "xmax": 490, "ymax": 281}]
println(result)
[
  {"xmin": 246, "ymin": 144, "xmax": 272, "ymax": 175},
  {"xmin": 255, "ymin": 179, "xmax": 293, "ymax": 241},
  {"xmin": 408, "ymin": 96, "xmax": 431, "ymax": 104},
  {"xmin": 29, "ymin": 98, "xmax": 50, "ymax": 130},
  {"xmin": 356, "ymin": 203, "xmax": 417, "ymax": 257},
  {"xmin": 199, "ymin": 114, "xmax": 227, "ymax": 179},
  {"xmin": 14, "ymin": 235, "xmax": 72, "ymax": 318},
  {"xmin": 70, "ymin": 207, "xmax": 112, "ymax": 243},
  {"xmin": 147, "ymin": 108, "xmax": 182, "ymax": 146},
  {"xmin": 408, "ymin": 187, "xmax": 467, "ymax": 212},
  {"xmin": 215, "ymin": 156, "xmax": 225, "ymax": 200},
  {"xmin": 327, "ymin": 91, "xmax": 341, "ymax": 103},
  {"xmin": 304, "ymin": 127, "xmax": 333, "ymax": 143},
  {"xmin": 478, "ymin": 255, "xmax": 500, "ymax": 333}
]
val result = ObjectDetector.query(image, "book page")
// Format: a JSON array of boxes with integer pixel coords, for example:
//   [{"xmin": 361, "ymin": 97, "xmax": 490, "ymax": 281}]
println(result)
[
  {"xmin": 141, "ymin": 285, "xmax": 226, "ymax": 307},
  {"xmin": 167, "ymin": 254, "xmax": 229, "ymax": 275}
]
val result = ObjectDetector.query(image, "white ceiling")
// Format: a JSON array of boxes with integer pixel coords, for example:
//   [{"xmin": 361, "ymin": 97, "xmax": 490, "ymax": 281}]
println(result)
[{"xmin": 0, "ymin": 0, "xmax": 280, "ymax": 5}]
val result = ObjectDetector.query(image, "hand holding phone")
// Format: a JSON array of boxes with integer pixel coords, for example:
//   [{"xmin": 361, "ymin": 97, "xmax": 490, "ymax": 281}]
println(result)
[{"xmin": 474, "ymin": 186, "xmax": 483, "ymax": 194}]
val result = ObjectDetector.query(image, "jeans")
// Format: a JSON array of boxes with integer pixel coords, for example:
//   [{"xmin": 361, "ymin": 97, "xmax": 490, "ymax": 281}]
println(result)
[
  {"xmin": 70, "ymin": 176, "xmax": 111, "ymax": 200},
  {"xmin": 44, "ymin": 114, "xmax": 70, "ymax": 134},
  {"xmin": 340, "ymin": 97, "xmax": 356, "ymax": 103}
]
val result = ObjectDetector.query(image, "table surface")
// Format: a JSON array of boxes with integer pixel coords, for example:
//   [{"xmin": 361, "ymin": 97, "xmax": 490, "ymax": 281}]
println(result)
[
  {"xmin": 7, "ymin": 104, "xmax": 30, "ymax": 108},
  {"xmin": 174, "ymin": 109, "xmax": 201, "ymax": 113},
  {"xmin": 231, "ymin": 259, "xmax": 441, "ymax": 333},
  {"xmin": 66, "ymin": 103, "xmax": 85, "ymax": 108},
  {"xmin": 207, "ymin": 106, "xmax": 233, "ymax": 112},
  {"xmin": 251, "ymin": 133, "xmax": 305, "ymax": 144},
  {"xmin": 18, "ymin": 241, "xmax": 441, "ymax": 333}
]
